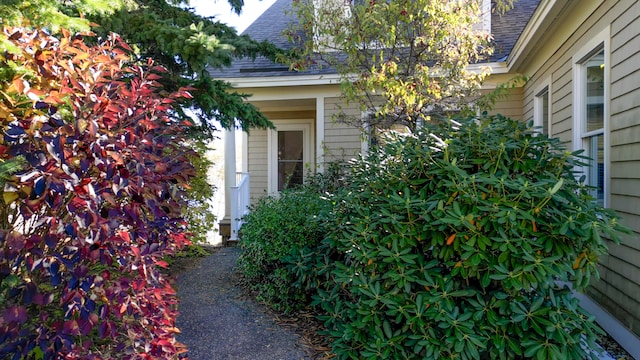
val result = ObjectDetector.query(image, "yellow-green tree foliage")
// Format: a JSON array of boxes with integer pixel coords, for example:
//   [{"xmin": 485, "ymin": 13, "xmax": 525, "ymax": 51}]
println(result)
[{"xmin": 288, "ymin": 0, "xmax": 515, "ymax": 132}]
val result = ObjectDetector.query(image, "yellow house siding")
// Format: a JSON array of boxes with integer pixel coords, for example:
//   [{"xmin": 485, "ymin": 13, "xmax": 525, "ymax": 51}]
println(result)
[
  {"xmin": 591, "ymin": 0, "xmax": 640, "ymax": 336},
  {"xmin": 609, "ymin": 1, "xmax": 640, "ymax": 233},
  {"xmin": 516, "ymin": 0, "xmax": 640, "ymax": 336},
  {"xmin": 549, "ymin": 63, "xmax": 574, "ymax": 144},
  {"xmin": 323, "ymin": 97, "xmax": 363, "ymax": 164},
  {"xmin": 487, "ymin": 86, "xmax": 524, "ymax": 120},
  {"xmin": 247, "ymin": 128, "xmax": 268, "ymax": 200}
]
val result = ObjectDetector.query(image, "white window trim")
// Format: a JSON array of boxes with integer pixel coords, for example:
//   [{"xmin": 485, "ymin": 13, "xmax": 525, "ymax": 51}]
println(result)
[
  {"xmin": 533, "ymin": 78, "xmax": 552, "ymax": 136},
  {"xmin": 572, "ymin": 26, "xmax": 610, "ymax": 206},
  {"xmin": 267, "ymin": 120, "xmax": 315, "ymax": 194}
]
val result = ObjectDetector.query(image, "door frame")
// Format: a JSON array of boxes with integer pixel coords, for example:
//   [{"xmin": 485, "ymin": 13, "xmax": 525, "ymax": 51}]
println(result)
[{"xmin": 267, "ymin": 120, "xmax": 315, "ymax": 194}]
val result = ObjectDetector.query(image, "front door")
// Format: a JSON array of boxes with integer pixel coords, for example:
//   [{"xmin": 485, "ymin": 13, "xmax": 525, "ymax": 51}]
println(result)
[
  {"xmin": 277, "ymin": 130, "xmax": 304, "ymax": 190},
  {"xmin": 269, "ymin": 122, "xmax": 313, "ymax": 193}
]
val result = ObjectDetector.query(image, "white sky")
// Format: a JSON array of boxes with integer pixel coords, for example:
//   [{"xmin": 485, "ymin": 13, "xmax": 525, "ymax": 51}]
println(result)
[{"xmin": 190, "ymin": 0, "xmax": 277, "ymax": 33}]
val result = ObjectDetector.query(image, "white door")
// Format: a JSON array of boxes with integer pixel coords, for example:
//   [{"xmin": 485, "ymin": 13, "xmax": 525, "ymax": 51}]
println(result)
[{"xmin": 268, "ymin": 122, "xmax": 313, "ymax": 193}]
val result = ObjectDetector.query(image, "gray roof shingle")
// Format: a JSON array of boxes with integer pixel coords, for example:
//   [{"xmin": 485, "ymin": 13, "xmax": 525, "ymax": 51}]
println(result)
[
  {"xmin": 491, "ymin": 0, "xmax": 541, "ymax": 62},
  {"xmin": 208, "ymin": 0, "xmax": 542, "ymax": 79}
]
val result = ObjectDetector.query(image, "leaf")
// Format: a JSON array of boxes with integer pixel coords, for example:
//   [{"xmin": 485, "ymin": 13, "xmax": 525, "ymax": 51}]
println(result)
[
  {"xmin": 382, "ymin": 320, "xmax": 393, "ymax": 339},
  {"xmin": 549, "ymin": 179, "xmax": 564, "ymax": 195},
  {"xmin": 3, "ymin": 306, "xmax": 28, "ymax": 323},
  {"xmin": 33, "ymin": 177, "xmax": 46, "ymax": 197},
  {"xmin": 5, "ymin": 124, "xmax": 26, "ymax": 137},
  {"xmin": 446, "ymin": 233, "xmax": 456, "ymax": 245},
  {"xmin": 572, "ymin": 252, "xmax": 585, "ymax": 270},
  {"xmin": 3, "ymin": 191, "xmax": 19, "ymax": 204}
]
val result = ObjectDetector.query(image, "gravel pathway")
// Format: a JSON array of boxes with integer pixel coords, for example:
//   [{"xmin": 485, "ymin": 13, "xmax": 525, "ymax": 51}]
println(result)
[{"xmin": 175, "ymin": 247, "xmax": 310, "ymax": 360}]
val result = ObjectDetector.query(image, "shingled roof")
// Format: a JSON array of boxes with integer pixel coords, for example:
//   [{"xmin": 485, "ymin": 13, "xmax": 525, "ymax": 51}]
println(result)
[
  {"xmin": 208, "ymin": 0, "xmax": 541, "ymax": 79},
  {"xmin": 491, "ymin": 0, "xmax": 541, "ymax": 62}
]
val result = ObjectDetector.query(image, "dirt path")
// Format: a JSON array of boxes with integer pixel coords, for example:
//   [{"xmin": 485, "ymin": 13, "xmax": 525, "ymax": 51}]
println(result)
[{"xmin": 174, "ymin": 247, "xmax": 310, "ymax": 360}]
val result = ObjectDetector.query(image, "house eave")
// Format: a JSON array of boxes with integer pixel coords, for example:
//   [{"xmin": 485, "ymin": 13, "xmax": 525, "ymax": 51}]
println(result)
[
  {"xmin": 507, "ymin": 0, "xmax": 590, "ymax": 72},
  {"xmin": 507, "ymin": 0, "xmax": 559, "ymax": 71},
  {"xmin": 219, "ymin": 73, "xmax": 343, "ymax": 88},
  {"xmin": 218, "ymin": 62, "xmax": 509, "ymax": 89}
]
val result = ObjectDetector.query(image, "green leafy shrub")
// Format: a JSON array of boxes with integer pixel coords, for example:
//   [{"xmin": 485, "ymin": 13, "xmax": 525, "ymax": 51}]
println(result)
[
  {"xmin": 313, "ymin": 115, "xmax": 628, "ymax": 359},
  {"xmin": 237, "ymin": 184, "xmax": 331, "ymax": 314}
]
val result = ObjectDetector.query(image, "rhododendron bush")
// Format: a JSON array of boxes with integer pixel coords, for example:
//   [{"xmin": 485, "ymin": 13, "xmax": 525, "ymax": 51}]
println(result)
[{"xmin": 0, "ymin": 27, "xmax": 197, "ymax": 359}]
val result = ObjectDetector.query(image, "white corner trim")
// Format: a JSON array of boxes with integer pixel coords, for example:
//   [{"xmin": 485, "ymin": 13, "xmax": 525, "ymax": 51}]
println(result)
[
  {"xmin": 508, "ymin": 0, "xmax": 603, "ymax": 73},
  {"xmin": 316, "ymin": 96, "xmax": 325, "ymax": 173}
]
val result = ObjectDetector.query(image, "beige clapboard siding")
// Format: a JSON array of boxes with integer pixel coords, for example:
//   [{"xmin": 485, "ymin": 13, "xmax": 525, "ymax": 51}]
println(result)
[
  {"xmin": 611, "ymin": 178, "xmax": 640, "ymax": 198},
  {"xmin": 247, "ymin": 128, "xmax": 268, "ymax": 201},
  {"xmin": 596, "ymin": 0, "xmax": 640, "ymax": 336},
  {"xmin": 517, "ymin": 0, "xmax": 640, "ymax": 335},
  {"xmin": 488, "ymin": 86, "xmax": 524, "ymax": 120},
  {"xmin": 612, "ymin": 211, "xmax": 640, "ymax": 235},
  {"xmin": 323, "ymin": 97, "xmax": 363, "ymax": 164},
  {"xmin": 549, "ymin": 63, "xmax": 574, "ymax": 144},
  {"xmin": 595, "ymin": 0, "xmax": 640, "ymax": 335},
  {"xmin": 597, "ymin": 257, "xmax": 640, "ymax": 307},
  {"xmin": 590, "ymin": 271, "xmax": 640, "ymax": 334}
]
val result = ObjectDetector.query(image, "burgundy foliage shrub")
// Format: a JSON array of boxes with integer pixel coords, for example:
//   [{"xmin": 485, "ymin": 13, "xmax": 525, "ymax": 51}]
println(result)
[{"xmin": 0, "ymin": 27, "xmax": 197, "ymax": 359}]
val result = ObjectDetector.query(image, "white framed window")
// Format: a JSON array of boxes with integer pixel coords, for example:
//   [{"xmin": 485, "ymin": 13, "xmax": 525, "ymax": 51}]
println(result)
[
  {"xmin": 573, "ymin": 27, "xmax": 609, "ymax": 206},
  {"xmin": 534, "ymin": 81, "xmax": 551, "ymax": 135},
  {"xmin": 268, "ymin": 121, "xmax": 314, "ymax": 193}
]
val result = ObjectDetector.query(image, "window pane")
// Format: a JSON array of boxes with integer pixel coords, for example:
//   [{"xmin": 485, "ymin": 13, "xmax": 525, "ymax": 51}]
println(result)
[
  {"xmin": 278, "ymin": 131, "xmax": 303, "ymax": 161},
  {"xmin": 541, "ymin": 91, "xmax": 549, "ymax": 135},
  {"xmin": 587, "ymin": 134, "xmax": 604, "ymax": 206},
  {"xmin": 277, "ymin": 131, "xmax": 304, "ymax": 191},
  {"xmin": 585, "ymin": 51, "xmax": 604, "ymax": 132}
]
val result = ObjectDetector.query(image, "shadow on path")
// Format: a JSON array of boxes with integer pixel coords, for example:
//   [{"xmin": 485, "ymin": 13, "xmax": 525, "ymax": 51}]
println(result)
[{"xmin": 175, "ymin": 247, "xmax": 309, "ymax": 360}]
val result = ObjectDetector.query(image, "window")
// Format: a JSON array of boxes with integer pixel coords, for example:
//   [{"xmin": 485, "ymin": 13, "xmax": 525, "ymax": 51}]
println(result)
[
  {"xmin": 581, "ymin": 49, "xmax": 605, "ymax": 204},
  {"xmin": 573, "ymin": 28, "xmax": 609, "ymax": 206},
  {"xmin": 534, "ymin": 85, "xmax": 550, "ymax": 135}
]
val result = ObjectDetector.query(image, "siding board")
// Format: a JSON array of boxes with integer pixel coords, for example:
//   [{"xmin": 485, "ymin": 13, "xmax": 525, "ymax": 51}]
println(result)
[
  {"xmin": 611, "ymin": 142, "xmax": 640, "ymax": 162},
  {"xmin": 247, "ymin": 129, "xmax": 268, "ymax": 201},
  {"xmin": 324, "ymin": 97, "xmax": 363, "ymax": 165},
  {"xmin": 519, "ymin": 0, "xmax": 640, "ymax": 337}
]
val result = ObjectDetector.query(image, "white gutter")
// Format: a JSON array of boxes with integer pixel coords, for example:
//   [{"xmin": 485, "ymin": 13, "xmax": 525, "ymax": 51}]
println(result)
[
  {"xmin": 223, "ymin": 73, "xmax": 343, "ymax": 88},
  {"xmin": 219, "ymin": 62, "xmax": 510, "ymax": 89},
  {"xmin": 507, "ymin": 0, "xmax": 561, "ymax": 71}
]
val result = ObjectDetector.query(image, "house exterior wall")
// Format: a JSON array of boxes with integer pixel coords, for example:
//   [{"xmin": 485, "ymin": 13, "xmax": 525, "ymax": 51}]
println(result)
[
  {"xmin": 485, "ymin": 86, "xmax": 524, "ymax": 120},
  {"xmin": 517, "ymin": 0, "xmax": 640, "ymax": 336},
  {"xmin": 245, "ymin": 96, "xmax": 362, "ymax": 202},
  {"xmin": 323, "ymin": 96, "xmax": 363, "ymax": 165},
  {"xmin": 246, "ymin": 128, "xmax": 268, "ymax": 200}
]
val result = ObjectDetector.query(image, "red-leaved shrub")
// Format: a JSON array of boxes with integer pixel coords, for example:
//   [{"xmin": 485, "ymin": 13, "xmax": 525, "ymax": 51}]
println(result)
[{"xmin": 0, "ymin": 27, "xmax": 196, "ymax": 359}]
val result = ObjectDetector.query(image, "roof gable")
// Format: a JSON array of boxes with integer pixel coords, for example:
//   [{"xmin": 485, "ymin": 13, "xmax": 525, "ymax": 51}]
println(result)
[{"xmin": 209, "ymin": 0, "xmax": 542, "ymax": 79}]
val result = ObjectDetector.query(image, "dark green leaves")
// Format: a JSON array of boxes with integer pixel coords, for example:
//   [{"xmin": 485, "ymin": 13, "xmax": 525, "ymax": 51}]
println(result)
[{"xmin": 312, "ymin": 115, "xmax": 628, "ymax": 359}]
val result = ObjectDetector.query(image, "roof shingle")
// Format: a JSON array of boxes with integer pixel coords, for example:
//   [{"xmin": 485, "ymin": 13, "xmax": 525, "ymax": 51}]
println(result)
[{"xmin": 208, "ymin": 0, "xmax": 542, "ymax": 79}]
